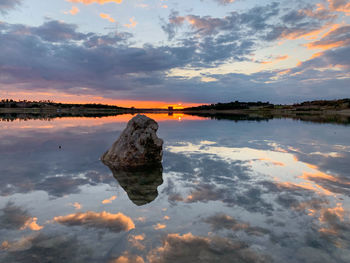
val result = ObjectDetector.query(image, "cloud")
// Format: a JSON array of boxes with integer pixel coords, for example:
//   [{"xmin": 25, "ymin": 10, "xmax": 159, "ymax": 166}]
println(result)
[
  {"xmin": 70, "ymin": 202, "xmax": 82, "ymax": 210},
  {"xmin": 0, "ymin": 1, "xmax": 349, "ymax": 104},
  {"xmin": 65, "ymin": 6, "xmax": 80, "ymax": 15},
  {"xmin": 102, "ymin": 195, "xmax": 117, "ymax": 204},
  {"xmin": 147, "ymin": 233, "xmax": 271, "ymax": 263},
  {"xmin": 328, "ymin": 0, "xmax": 350, "ymax": 14},
  {"xmin": 153, "ymin": 223, "xmax": 166, "ymax": 230},
  {"xmin": 0, "ymin": 202, "xmax": 31, "ymax": 229},
  {"xmin": 53, "ymin": 211, "xmax": 135, "ymax": 232},
  {"xmin": 204, "ymin": 213, "xmax": 270, "ymax": 236},
  {"xmin": 184, "ymin": 183, "xmax": 225, "ymax": 203},
  {"xmin": 260, "ymin": 55, "xmax": 289, "ymax": 65},
  {"xmin": 213, "ymin": 0, "xmax": 236, "ymax": 5},
  {"xmin": 0, "ymin": 125, "xmax": 118, "ymax": 197},
  {"xmin": 164, "ymin": 2, "xmax": 281, "ymax": 37},
  {"xmin": 100, "ymin": 13, "xmax": 116, "ymax": 23},
  {"xmin": 0, "ymin": 202, "xmax": 44, "ymax": 231},
  {"xmin": 20, "ymin": 217, "xmax": 44, "ymax": 231},
  {"xmin": 124, "ymin": 17, "xmax": 138, "ymax": 28},
  {"xmin": 128, "ymin": 234, "xmax": 146, "ymax": 250},
  {"xmin": 300, "ymin": 169, "xmax": 350, "ymax": 196},
  {"xmin": 284, "ymin": 44, "xmax": 350, "ymax": 80},
  {"xmin": 31, "ymin": 20, "xmax": 87, "ymax": 42},
  {"xmin": 2, "ymin": 233, "xmax": 92, "ymax": 262},
  {"xmin": 111, "ymin": 252, "xmax": 145, "ymax": 263},
  {"xmin": 0, "ymin": 0, "xmax": 21, "ymax": 14},
  {"xmin": 67, "ymin": 0, "xmax": 122, "ymax": 5},
  {"xmin": 306, "ymin": 25, "xmax": 350, "ymax": 50}
]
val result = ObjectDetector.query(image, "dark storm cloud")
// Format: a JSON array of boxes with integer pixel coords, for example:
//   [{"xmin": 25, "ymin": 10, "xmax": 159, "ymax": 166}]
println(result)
[{"xmin": 0, "ymin": 0, "xmax": 21, "ymax": 14}]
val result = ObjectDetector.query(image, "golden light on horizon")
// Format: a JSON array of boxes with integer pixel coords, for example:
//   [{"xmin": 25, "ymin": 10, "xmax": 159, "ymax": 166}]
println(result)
[{"xmin": 0, "ymin": 90, "xmax": 202, "ymax": 109}]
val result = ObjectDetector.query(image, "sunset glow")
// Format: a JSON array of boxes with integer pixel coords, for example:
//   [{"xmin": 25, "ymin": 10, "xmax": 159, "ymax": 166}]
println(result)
[{"xmin": 0, "ymin": 0, "xmax": 348, "ymax": 104}]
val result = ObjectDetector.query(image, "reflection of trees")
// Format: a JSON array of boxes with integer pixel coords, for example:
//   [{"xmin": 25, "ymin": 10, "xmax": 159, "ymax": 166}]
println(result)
[
  {"xmin": 185, "ymin": 112, "xmax": 350, "ymax": 125},
  {"xmin": 104, "ymin": 164, "xmax": 163, "ymax": 206},
  {"xmin": 185, "ymin": 113, "xmax": 271, "ymax": 122}
]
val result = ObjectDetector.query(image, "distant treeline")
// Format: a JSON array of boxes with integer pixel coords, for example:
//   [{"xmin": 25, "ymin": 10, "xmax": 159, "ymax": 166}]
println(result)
[
  {"xmin": 0, "ymin": 99, "xmax": 127, "ymax": 110},
  {"xmin": 185, "ymin": 101, "xmax": 273, "ymax": 111},
  {"xmin": 0, "ymin": 112, "xmax": 126, "ymax": 122},
  {"xmin": 293, "ymin": 99, "xmax": 350, "ymax": 108},
  {"xmin": 184, "ymin": 99, "xmax": 350, "ymax": 111}
]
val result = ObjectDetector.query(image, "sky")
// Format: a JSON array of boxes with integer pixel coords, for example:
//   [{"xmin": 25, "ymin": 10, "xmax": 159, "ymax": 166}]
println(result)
[{"xmin": 0, "ymin": 0, "xmax": 349, "ymax": 107}]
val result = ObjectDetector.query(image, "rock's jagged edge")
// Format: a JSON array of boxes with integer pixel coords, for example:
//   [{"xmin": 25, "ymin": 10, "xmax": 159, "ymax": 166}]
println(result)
[{"xmin": 101, "ymin": 114, "xmax": 163, "ymax": 169}]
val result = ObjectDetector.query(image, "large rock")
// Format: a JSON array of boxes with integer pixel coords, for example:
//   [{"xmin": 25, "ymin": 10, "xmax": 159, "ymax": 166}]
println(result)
[{"xmin": 101, "ymin": 114, "xmax": 163, "ymax": 168}]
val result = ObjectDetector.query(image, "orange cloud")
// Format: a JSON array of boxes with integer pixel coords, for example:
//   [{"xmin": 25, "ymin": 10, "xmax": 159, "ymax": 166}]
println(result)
[
  {"xmin": 20, "ymin": 217, "xmax": 44, "ymax": 231},
  {"xmin": 128, "ymin": 234, "xmax": 146, "ymax": 250},
  {"xmin": 306, "ymin": 40, "xmax": 348, "ymax": 50},
  {"xmin": 111, "ymin": 252, "xmax": 145, "ymax": 263},
  {"xmin": 277, "ymin": 69, "xmax": 291, "ymax": 76},
  {"xmin": 301, "ymin": 170, "xmax": 350, "ymax": 186},
  {"xmin": 67, "ymin": 0, "xmax": 123, "ymax": 5},
  {"xmin": 275, "ymin": 181, "xmax": 334, "ymax": 196},
  {"xmin": 310, "ymin": 52, "xmax": 324, "ymax": 59},
  {"xmin": 54, "ymin": 211, "xmax": 135, "ymax": 232},
  {"xmin": 69, "ymin": 202, "xmax": 82, "ymax": 210},
  {"xmin": 100, "ymin": 13, "xmax": 116, "ymax": 23},
  {"xmin": 259, "ymin": 157, "xmax": 285, "ymax": 166},
  {"xmin": 153, "ymin": 223, "xmax": 166, "ymax": 230},
  {"xmin": 317, "ymin": 203, "xmax": 347, "ymax": 236},
  {"xmin": 0, "ymin": 235, "xmax": 36, "ymax": 252},
  {"xmin": 328, "ymin": 0, "xmax": 350, "ymax": 14},
  {"xmin": 319, "ymin": 204, "xmax": 345, "ymax": 223},
  {"xmin": 304, "ymin": 24, "xmax": 350, "ymax": 50},
  {"xmin": 102, "ymin": 195, "xmax": 117, "ymax": 204},
  {"xmin": 124, "ymin": 17, "xmax": 138, "ymax": 28},
  {"xmin": 260, "ymin": 55, "xmax": 289, "ymax": 65},
  {"xmin": 279, "ymin": 22, "xmax": 341, "ymax": 42},
  {"xmin": 65, "ymin": 6, "xmax": 79, "ymax": 15}
]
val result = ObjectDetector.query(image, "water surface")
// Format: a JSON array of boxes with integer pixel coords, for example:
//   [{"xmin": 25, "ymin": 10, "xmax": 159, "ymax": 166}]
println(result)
[{"xmin": 0, "ymin": 114, "xmax": 349, "ymax": 262}]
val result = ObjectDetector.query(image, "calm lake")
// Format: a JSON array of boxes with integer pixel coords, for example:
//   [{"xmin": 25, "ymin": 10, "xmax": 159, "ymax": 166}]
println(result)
[{"xmin": 0, "ymin": 113, "xmax": 349, "ymax": 263}]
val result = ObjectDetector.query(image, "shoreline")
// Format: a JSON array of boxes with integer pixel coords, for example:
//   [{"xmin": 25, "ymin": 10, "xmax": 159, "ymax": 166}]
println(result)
[{"xmin": 1, "ymin": 107, "xmax": 350, "ymax": 115}]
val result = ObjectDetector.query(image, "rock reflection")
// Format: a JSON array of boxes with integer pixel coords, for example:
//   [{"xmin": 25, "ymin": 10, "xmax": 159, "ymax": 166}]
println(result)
[{"xmin": 104, "ymin": 164, "xmax": 163, "ymax": 206}]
